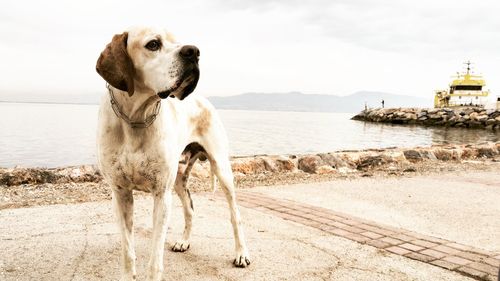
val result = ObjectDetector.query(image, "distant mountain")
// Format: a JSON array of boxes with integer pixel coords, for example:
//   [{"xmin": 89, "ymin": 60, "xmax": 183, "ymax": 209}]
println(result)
[
  {"xmin": 0, "ymin": 90, "xmax": 432, "ymax": 112},
  {"xmin": 0, "ymin": 92, "xmax": 100, "ymax": 105},
  {"xmin": 208, "ymin": 91, "xmax": 432, "ymax": 113}
]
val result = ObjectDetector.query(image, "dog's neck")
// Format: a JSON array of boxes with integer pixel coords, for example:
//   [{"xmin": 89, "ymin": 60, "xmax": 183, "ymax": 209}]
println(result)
[{"xmin": 107, "ymin": 85, "xmax": 162, "ymax": 128}]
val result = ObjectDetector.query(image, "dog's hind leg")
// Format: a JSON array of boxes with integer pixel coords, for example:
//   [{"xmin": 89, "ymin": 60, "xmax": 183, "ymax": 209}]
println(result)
[
  {"xmin": 112, "ymin": 188, "xmax": 137, "ymax": 281},
  {"xmin": 211, "ymin": 154, "xmax": 251, "ymax": 267},
  {"xmin": 171, "ymin": 151, "xmax": 199, "ymax": 252}
]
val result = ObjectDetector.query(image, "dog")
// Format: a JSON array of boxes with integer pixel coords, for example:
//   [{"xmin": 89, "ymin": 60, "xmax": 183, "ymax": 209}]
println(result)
[{"xmin": 95, "ymin": 26, "xmax": 250, "ymax": 281}]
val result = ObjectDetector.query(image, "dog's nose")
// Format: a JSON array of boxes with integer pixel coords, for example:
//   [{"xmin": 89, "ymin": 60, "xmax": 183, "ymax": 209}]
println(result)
[{"xmin": 179, "ymin": 45, "xmax": 200, "ymax": 62}]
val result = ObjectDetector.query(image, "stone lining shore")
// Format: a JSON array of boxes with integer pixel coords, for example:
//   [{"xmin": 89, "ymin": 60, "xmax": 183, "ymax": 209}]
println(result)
[
  {"xmin": 1, "ymin": 142, "xmax": 499, "ymax": 187},
  {"xmin": 352, "ymin": 107, "xmax": 500, "ymax": 129}
]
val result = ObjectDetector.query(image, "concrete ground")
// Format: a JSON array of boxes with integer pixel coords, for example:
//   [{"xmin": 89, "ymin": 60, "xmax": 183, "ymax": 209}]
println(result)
[
  {"xmin": 254, "ymin": 171, "xmax": 500, "ymax": 253},
  {"xmin": 1, "ymin": 171, "xmax": 499, "ymax": 280}
]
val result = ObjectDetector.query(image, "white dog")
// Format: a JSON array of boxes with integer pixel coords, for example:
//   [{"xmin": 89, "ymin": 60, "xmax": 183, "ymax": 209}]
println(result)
[{"xmin": 95, "ymin": 27, "xmax": 250, "ymax": 281}]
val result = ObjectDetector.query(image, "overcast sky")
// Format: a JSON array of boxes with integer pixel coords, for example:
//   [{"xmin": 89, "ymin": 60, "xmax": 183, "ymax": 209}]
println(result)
[{"xmin": 1, "ymin": 0, "xmax": 499, "ymax": 100}]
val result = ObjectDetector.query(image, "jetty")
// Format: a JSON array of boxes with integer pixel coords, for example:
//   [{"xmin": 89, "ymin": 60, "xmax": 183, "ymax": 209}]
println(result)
[{"xmin": 352, "ymin": 107, "xmax": 500, "ymax": 130}]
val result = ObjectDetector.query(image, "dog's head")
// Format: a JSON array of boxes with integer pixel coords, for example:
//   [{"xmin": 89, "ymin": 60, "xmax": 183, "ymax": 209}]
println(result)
[{"xmin": 96, "ymin": 27, "xmax": 200, "ymax": 100}]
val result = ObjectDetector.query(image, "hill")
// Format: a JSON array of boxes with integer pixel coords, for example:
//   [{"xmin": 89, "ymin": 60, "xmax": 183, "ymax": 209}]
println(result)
[{"xmin": 208, "ymin": 91, "xmax": 432, "ymax": 113}]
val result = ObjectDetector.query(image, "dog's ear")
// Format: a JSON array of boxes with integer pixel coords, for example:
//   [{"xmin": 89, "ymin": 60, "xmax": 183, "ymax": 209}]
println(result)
[{"xmin": 96, "ymin": 32, "xmax": 136, "ymax": 97}]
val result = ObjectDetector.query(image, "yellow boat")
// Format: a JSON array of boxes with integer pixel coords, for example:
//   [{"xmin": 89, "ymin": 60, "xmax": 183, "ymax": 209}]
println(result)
[{"xmin": 434, "ymin": 61, "xmax": 490, "ymax": 108}]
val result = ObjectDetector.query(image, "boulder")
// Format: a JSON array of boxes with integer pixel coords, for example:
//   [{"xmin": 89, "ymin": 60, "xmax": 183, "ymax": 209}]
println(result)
[
  {"xmin": 356, "ymin": 155, "xmax": 388, "ymax": 170},
  {"xmin": 489, "ymin": 111, "xmax": 500, "ymax": 119},
  {"xmin": 417, "ymin": 111, "xmax": 427, "ymax": 118},
  {"xmin": 460, "ymin": 148, "xmax": 478, "ymax": 159},
  {"xmin": 418, "ymin": 150, "xmax": 436, "ymax": 160},
  {"xmin": 316, "ymin": 165, "xmax": 337, "ymax": 174},
  {"xmin": 476, "ymin": 146, "xmax": 498, "ymax": 158},
  {"xmin": 432, "ymin": 149, "xmax": 454, "ymax": 161},
  {"xmin": 485, "ymin": 118, "xmax": 496, "ymax": 125},
  {"xmin": 190, "ymin": 163, "xmax": 210, "ymax": 179},
  {"xmin": 317, "ymin": 153, "xmax": 347, "ymax": 168},
  {"xmin": 403, "ymin": 150, "xmax": 422, "ymax": 162},
  {"xmin": 298, "ymin": 155, "xmax": 323, "ymax": 173},
  {"xmin": 273, "ymin": 156, "xmax": 297, "ymax": 172},
  {"xmin": 477, "ymin": 115, "xmax": 488, "ymax": 122},
  {"xmin": 231, "ymin": 158, "xmax": 267, "ymax": 174},
  {"xmin": 428, "ymin": 114, "xmax": 442, "ymax": 120}
]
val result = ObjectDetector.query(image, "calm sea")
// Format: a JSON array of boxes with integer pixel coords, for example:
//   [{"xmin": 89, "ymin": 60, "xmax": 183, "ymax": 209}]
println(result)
[{"xmin": 0, "ymin": 102, "xmax": 499, "ymax": 168}]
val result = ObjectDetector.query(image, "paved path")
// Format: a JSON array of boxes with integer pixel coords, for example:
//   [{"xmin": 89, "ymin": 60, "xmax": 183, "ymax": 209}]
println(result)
[
  {"xmin": 250, "ymin": 171, "xmax": 500, "ymax": 253},
  {"xmin": 231, "ymin": 191, "xmax": 500, "ymax": 280},
  {"xmin": 1, "ymin": 171, "xmax": 499, "ymax": 280}
]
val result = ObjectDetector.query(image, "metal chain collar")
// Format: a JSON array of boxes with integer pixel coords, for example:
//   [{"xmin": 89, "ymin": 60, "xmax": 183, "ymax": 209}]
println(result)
[{"xmin": 107, "ymin": 84, "xmax": 161, "ymax": 128}]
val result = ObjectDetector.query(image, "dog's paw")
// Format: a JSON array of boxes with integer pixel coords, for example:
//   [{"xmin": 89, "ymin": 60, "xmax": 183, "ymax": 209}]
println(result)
[
  {"xmin": 171, "ymin": 240, "xmax": 190, "ymax": 252},
  {"xmin": 119, "ymin": 274, "xmax": 137, "ymax": 281},
  {"xmin": 233, "ymin": 252, "xmax": 251, "ymax": 268}
]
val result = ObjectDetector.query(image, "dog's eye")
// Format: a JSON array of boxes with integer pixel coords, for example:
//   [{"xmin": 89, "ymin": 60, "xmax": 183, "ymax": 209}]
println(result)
[{"xmin": 145, "ymin": 40, "xmax": 161, "ymax": 51}]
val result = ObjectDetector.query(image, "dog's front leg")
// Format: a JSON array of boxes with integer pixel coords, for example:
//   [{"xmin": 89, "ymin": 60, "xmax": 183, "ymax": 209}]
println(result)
[
  {"xmin": 146, "ymin": 176, "xmax": 175, "ymax": 281},
  {"xmin": 112, "ymin": 188, "xmax": 137, "ymax": 281}
]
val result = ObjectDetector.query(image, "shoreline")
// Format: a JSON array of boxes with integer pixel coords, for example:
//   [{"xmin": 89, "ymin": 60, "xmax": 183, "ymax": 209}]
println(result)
[
  {"xmin": 2, "ymin": 141, "xmax": 499, "ymax": 186},
  {"xmin": 1, "ymin": 142, "xmax": 499, "ymax": 210}
]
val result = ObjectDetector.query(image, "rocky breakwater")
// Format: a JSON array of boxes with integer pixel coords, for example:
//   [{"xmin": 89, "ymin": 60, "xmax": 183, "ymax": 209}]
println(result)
[
  {"xmin": 352, "ymin": 107, "xmax": 500, "ymax": 129},
  {"xmin": 1, "ymin": 142, "xmax": 499, "ymax": 187}
]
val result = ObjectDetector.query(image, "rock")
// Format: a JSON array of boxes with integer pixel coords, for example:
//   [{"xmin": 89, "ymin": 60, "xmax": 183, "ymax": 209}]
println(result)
[
  {"xmin": 316, "ymin": 165, "xmax": 337, "ymax": 174},
  {"xmin": 298, "ymin": 155, "xmax": 323, "ymax": 173},
  {"xmin": 476, "ymin": 147, "xmax": 498, "ymax": 158},
  {"xmin": 460, "ymin": 148, "xmax": 478, "ymax": 159},
  {"xmin": 433, "ymin": 149, "xmax": 454, "ymax": 161},
  {"xmin": 405, "ymin": 113, "xmax": 416, "ymax": 120},
  {"xmin": 403, "ymin": 150, "xmax": 422, "ymax": 162},
  {"xmin": 417, "ymin": 111, "xmax": 427, "ymax": 118},
  {"xmin": 384, "ymin": 151, "xmax": 406, "ymax": 162},
  {"xmin": 428, "ymin": 114, "xmax": 442, "ymax": 120},
  {"xmin": 233, "ymin": 171, "xmax": 245, "ymax": 179},
  {"xmin": 273, "ymin": 156, "xmax": 297, "ymax": 172},
  {"xmin": 231, "ymin": 158, "xmax": 267, "ymax": 174},
  {"xmin": 260, "ymin": 157, "xmax": 278, "ymax": 172},
  {"xmin": 337, "ymin": 167, "xmax": 355, "ymax": 174},
  {"xmin": 357, "ymin": 155, "xmax": 388, "ymax": 170},
  {"xmin": 485, "ymin": 119, "xmax": 496, "ymax": 125},
  {"xmin": 190, "ymin": 163, "xmax": 210, "ymax": 178},
  {"xmin": 317, "ymin": 153, "xmax": 347, "ymax": 168},
  {"xmin": 418, "ymin": 150, "xmax": 437, "ymax": 160},
  {"xmin": 403, "ymin": 167, "xmax": 417, "ymax": 172},
  {"xmin": 477, "ymin": 115, "xmax": 488, "ymax": 122}
]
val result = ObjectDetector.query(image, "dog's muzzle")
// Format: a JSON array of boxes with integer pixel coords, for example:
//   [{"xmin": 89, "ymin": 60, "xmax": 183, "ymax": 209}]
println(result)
[{"xmin": 158, "ymin": 45, "xmax": 200, "ymax": 100}]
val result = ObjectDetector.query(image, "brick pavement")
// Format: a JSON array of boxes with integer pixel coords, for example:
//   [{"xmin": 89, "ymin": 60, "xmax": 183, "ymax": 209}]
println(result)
[{"xmin": 212, "ymin": 191, "xmax": 500, "ymax": 281}]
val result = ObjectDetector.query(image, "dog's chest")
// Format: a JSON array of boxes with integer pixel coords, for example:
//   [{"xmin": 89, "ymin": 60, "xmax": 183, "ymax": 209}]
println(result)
[{"xmin": 103, "ymin": 147, "xmax": 167, "ymax": 192}]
